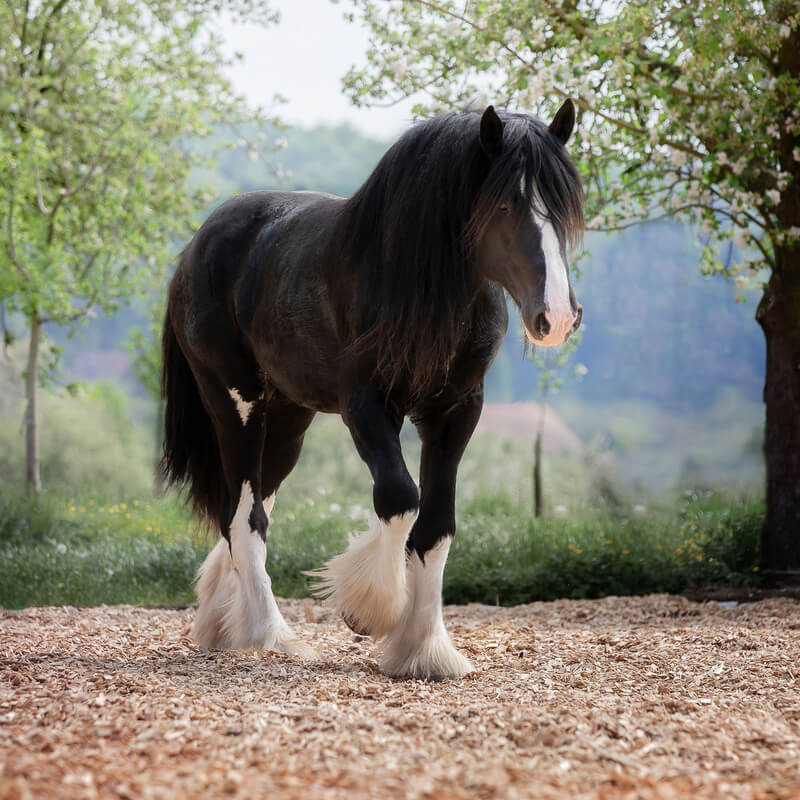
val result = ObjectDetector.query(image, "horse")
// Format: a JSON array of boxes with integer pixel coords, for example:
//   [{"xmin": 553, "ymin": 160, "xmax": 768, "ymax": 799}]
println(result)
[{"xmin": 160, "ymin": 101, "xmax": 584, "ymax": 680}]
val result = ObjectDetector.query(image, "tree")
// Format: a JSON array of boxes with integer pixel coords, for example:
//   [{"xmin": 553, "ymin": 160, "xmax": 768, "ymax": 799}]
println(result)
[
  {"xmin": 0, "ymin": 0, "xmax": 280, "ymax": 494},
  {"xmin": 127, "ymin": 293, "xmax": 167, "ymax": 493},
  {"xmin": 530, "ymin": 335, "xmax": 585, "ymax": 517},
  {"xmin": 343, "ymin": 0, "xmax": 800, "ymax": 570}
]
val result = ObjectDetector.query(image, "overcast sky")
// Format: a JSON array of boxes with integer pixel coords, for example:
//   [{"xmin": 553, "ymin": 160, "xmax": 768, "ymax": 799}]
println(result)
[{"xmin": 221, "ymin": 0, "xmax": 416, "ymax": 139}]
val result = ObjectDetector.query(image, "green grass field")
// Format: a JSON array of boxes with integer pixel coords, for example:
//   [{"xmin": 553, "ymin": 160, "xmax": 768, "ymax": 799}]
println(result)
[
  {"xmin": 0, "ymin": 385, "xmax": 765, "ymax": 610},
  {"xmin": 0, "ymin": 482, "xmax": 763, "ymax": 610}
]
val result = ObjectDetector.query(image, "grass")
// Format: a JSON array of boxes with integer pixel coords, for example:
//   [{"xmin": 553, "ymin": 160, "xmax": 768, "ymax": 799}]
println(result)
[
  {"xmin": 0, "ymin": 483, "xmax": 763, "ymax": 610},
  {"xmin": 445, "ymin": 491, "xmax": 763, "ymax": 604}
]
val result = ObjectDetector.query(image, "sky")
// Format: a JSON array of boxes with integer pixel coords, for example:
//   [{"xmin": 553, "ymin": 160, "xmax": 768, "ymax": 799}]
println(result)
[{"xmin": 221, "ymin": 0, "xmax": 416, "ymax": 139}]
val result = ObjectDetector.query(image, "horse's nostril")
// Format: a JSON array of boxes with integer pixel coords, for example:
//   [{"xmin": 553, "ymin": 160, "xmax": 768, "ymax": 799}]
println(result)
[
  {"xmin": 534, "ymin": 310, "xmax": 550, "ymax": 338},
  {"xmin": 573, "ymin": 305, "xmax": 583, "ymax": 331}
]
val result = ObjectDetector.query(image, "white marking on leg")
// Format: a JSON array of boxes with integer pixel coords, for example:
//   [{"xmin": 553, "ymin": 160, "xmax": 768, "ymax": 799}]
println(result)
[
  {"xmin": 192, "ymin": 480, "xmax": 314, "ymax": 658},
  {"xmin": 308, "ymin": 510, "xmax": 416, "ymax": 638},
  {"xmin": 263, "ymin": 492, "xmax": 276, "ymax": 524},
  {"xmin": 192, "ymin": 537, "xmax": 237, "ymax": 649},
  {"xmin": 380, "ymin": 536, "xmax": 473, "ymax": 680},
  {"xmin": 228, "ymin": 387, "xmax": 254, "ymax": 425}
]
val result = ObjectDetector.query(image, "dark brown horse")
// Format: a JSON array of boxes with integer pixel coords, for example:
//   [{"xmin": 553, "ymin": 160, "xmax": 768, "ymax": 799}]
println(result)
[{"xmin": 161, "ymin": 102, "xmax": 584, "ymax": 680}]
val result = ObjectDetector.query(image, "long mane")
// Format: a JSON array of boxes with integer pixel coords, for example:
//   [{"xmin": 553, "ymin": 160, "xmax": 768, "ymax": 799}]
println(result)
[{"xmin": 333, "ymin": 109, "xmax": 584, "ymax": 396}]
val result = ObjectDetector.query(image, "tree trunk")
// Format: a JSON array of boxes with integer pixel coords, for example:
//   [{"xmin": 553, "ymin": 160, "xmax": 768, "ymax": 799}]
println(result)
[
  {"xmin": 533, "ymin": 404, "xmax": 545, "ymax": 518},
  {"xmin": 25, "ymin": 314, "xmax": 42, "ymax": 496},
  {"xmin": 756, "ymin": 265, "xmax": 800, "ymax": 570}
]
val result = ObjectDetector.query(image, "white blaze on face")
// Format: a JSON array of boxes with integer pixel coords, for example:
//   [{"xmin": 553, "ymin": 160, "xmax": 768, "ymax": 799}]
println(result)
[
  {"xmin": 520, "ymin": 183, "xmax": 575, "ymax": 347},
  {"xmin": 530, "ymin": 210, "xmax": 575, "ymax": 346}
]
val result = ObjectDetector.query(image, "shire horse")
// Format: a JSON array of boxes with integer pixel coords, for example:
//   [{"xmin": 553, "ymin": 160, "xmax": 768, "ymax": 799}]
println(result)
[{"xmin": 161, "ymin": 101, "xmax": 584, "ymax": 680}]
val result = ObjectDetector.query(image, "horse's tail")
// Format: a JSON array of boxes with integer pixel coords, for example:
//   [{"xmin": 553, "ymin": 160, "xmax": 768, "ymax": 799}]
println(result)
[{"xmin": 160, "ymin": 305, "xmax": 226, "ymax": 529}]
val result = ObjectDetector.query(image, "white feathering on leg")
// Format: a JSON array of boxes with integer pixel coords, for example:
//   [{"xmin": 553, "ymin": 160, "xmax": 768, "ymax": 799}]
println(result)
[
  {"xmin": 380, "ymin": 536, "xmax": 473, "ymax": 680},
  {"xmin": 192, "ymin": 537, "xmax": 237, "ymax": 650},
  {"xmin": 308, "ymin": 510, "xmax": 416, "ymax": 638},
  {"xmin": 192, "ymin": 481, "xmax": 314, "ymax": 658}
]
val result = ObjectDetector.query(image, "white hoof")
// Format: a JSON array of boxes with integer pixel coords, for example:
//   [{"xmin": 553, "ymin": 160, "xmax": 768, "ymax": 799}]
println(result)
[
  {"xmin": 273, "ymin": 630, "xmax": 318, "ymax": 660},
  {"xmin": 308, "ymin": 511, "xmax": 416, "ymax": 638},
  {"xmin": 381, "ymin": 626, "xmax": 473, "ymax": 681},
  {"xmin": 379, "ymin": 537, "xmax": 472, "ymax": 681}
]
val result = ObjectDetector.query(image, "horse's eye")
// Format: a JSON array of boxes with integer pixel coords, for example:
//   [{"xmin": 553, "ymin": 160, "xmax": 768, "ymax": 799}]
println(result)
[{"xmin": 499, "ymin": 203, "xmax": 511, "ymax": 215}]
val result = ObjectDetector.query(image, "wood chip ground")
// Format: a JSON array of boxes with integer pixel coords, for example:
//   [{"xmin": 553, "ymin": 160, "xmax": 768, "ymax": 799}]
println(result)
[{"xmin": 2, "ymin": 595, "xmax": 799, "ymax": 799}]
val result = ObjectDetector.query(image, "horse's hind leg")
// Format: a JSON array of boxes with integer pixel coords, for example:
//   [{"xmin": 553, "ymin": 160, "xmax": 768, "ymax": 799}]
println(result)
[
  {"xmin": 258, "ymin": 399, "xmax": 315, "ymax": 512},
  {"xmin": 310, "ymin": 386, "xmax": 419, "ymax": 638},
  {"xmin": 380, "ymin": 388, "xmax": 483, "ymax": 680},
  {"xmin": 191, "ymin": 376, "xmax": 311, "ymax": 657}
]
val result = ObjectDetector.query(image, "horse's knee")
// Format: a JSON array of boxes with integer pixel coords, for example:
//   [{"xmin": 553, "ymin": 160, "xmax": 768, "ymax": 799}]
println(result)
[{"xmin": 373, "ymin": 473, "xmax": 419, "ymax": 522}]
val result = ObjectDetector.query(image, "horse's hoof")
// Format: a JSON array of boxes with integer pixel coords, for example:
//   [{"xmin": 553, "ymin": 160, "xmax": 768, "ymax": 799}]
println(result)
[{"xmin": 342, "ymin": 612, "xmax": 372, "ymax": 637}]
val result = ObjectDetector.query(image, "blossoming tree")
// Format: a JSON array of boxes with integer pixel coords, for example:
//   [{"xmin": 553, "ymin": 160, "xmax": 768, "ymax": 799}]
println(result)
[
  {"xmin": 344, "ymin": 0, "xmax": 800, "ymax": 569},
  {"xmin": 0, "ymin": 0, "xmax": 280, "ymax": 494}
]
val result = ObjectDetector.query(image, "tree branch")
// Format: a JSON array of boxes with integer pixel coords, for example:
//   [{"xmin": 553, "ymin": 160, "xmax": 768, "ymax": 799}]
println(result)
[
  {"xmin": 37, "ymin": 0, "xmax": 70, "ymax": 65},
  {"xmin": 5, "ymin": 179, "xmax": 32, "ymax": 282},
  {"xmin": 34, "ymin": 161, "xmax": 53, "ymax": 216}
]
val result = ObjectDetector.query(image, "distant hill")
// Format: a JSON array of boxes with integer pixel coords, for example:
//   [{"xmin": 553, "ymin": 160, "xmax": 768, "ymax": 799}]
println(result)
[{"xmin": 487, "ymin": 222, "xmax": 764, "ymax": 412}]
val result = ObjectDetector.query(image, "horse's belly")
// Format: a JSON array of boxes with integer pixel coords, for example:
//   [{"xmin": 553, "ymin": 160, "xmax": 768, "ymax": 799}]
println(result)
[{"xmin": 257, "ymin": 342, "xmax": 342, "ymax": 414}]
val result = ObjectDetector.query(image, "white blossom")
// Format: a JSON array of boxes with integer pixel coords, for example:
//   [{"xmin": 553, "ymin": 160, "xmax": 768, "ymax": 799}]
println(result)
[
  {"xmin": 670, "ymin": 149, "xmax": 688, "ymax": 167},
  {"xmin": 389, "ymin": 60, "xmax": 407, "ymax": 80},
  {"xmin": 444, "ymin": 20, "xmax": 460, "ymax": 37},
  {"xmin": 780, "ymin": 24, "xmax": 791, "ymax": 38},
  {"xmin": 767, "ymin": 189, "xmax": 781, "ymax": 206}
]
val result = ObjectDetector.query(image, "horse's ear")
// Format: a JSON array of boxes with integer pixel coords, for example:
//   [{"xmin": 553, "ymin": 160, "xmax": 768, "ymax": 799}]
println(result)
[
  {"xmin": 480, "ymin": 105, "xmax": 503, "ymax": 158},
  {"xmin": 549, "ymin": 98, "xmax": 575, "ymax": 144}
]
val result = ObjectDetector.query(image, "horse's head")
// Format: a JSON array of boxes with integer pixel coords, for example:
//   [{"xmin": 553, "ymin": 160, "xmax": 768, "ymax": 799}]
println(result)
[{"xmin": 473, "ymin": 102, "xmax": 583, "ymax": 347}]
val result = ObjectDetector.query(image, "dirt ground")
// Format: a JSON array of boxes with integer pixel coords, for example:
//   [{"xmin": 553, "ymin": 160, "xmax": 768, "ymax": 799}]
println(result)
[{"xmin": 1, "ymin": 595, "xmax": 799, "ymax": 800}]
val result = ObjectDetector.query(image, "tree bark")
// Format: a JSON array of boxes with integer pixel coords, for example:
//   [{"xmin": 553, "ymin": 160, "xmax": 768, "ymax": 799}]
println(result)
[
  {"xmin": 756, "ymin": 264, "xmax": 800, "ymax": 570},
  {"xmin": 25, "ymin": 313, "xmax": 42, "ymax": 496},
  {"xmin": 533, "ymin": 403, "xmax": 545, "ymax": 518}
]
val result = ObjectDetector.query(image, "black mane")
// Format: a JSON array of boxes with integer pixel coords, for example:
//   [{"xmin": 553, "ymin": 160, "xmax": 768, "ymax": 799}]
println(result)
[{"xmin": 333, "ymin": 109, "xmax": 584, "ymax": 396}]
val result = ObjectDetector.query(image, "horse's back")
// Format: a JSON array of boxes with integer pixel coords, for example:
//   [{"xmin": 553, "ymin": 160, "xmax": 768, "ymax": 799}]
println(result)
[
  {"xmin": 169, "ymin": 190, "xmax": 346, "ymax": 411},
  {"xmin": 176, "ymin": 191, "xmax": 335, "ymax": 307}
]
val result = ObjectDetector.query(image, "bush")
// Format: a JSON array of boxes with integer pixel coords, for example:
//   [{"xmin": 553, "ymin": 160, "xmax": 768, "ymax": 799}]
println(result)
[
  {"xmin": 0, "ymin": 382, "xmax": 154, "ymax": 496},
  {"xmin": 0, "ymin": 484, "xmax": 764, "ymax": 610}
]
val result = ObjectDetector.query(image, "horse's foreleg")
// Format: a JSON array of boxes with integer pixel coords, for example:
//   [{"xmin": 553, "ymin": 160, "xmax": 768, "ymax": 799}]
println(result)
[
  {"xmin": 192, "ymin": 380, "xmax": 312, "ymax": 658},
  {"xmin": 310, "ymin": 385, "xmax": 419, "ymax": 638},
  {"xmin": 381, "ymin": 387, "xmax": 484, "ymax": 680}
]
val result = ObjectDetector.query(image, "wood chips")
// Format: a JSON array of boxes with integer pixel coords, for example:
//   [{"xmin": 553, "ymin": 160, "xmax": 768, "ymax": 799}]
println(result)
[{"xmin": 1, "ymin": 595, "xmax": 799, "ymax": 799}]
